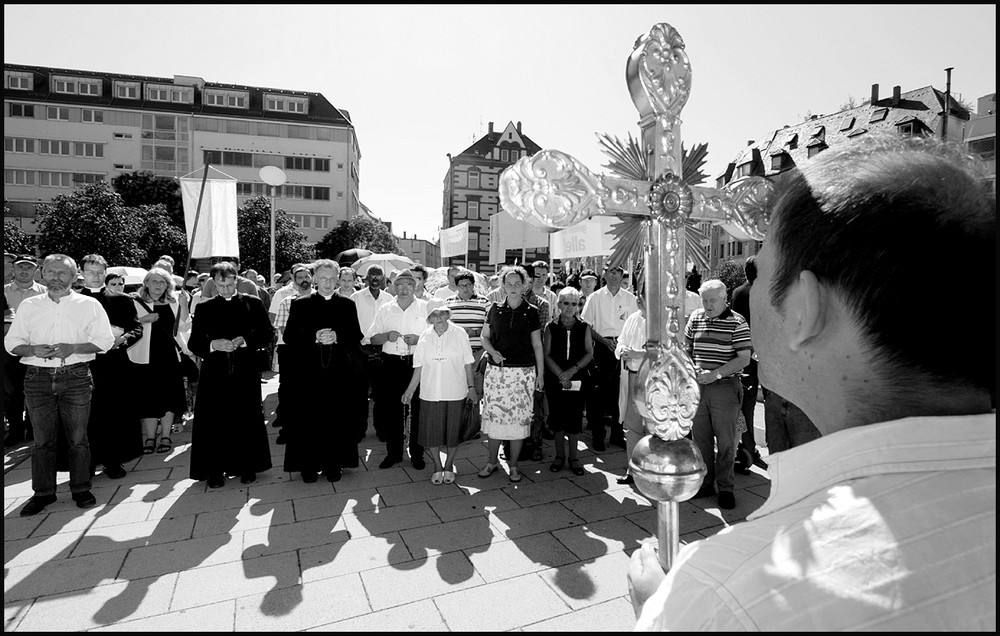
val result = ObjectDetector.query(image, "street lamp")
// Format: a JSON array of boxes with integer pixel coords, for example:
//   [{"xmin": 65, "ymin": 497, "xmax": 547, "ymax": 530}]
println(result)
[{"xmin": 259, "ymin": 166, "xmax": 287, "ymax": 286}]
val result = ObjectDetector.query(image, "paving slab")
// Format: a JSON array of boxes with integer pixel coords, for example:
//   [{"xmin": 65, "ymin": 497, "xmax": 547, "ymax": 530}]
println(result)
[
  {"xmin": 300, "ymin": 533, "xmax": 413, "ymax": 583},
  {"xmin": 119, "ymin": 531, "xmax": 246, "ymax": 580},
  {"xmin": 434, "ymin": 571, "xmax": 572, "ymax": 631},
  {"xmin": 4, "ymin": 549, "xmax": 127, "ymax": 603},
  {"xmin": 464, "ymin": 533, "xmax": 579, "ymax": 583},
  {"xmin": 360, "ymin": 552, "xmax": 486, "ymax": 611},
  {"xmin": 234, "ymin": 572, "xmax": 371, "ymax": 631},
  {"xmin": 170, "ymin": 551, "xmax": 301, "ymax": 611},
  {"xmin": 311, "ymin": 599, "xmax": 448, "ymax": 632},
  {"xmin": 89, "ymin": 600, "xmax": 237, "ymax": 632}
]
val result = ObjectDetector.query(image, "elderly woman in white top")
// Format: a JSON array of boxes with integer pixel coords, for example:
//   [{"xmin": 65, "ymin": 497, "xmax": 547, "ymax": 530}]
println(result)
[{"xmin": 402, "ymin": 305, "xmax": 476, "ymax": 484}]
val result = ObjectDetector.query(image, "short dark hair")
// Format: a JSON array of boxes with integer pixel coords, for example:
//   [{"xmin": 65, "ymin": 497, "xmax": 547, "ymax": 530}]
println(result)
[
  {"xmin": 498, "ymin": 265, "xmax": 528, "ymax": 285},
  {"xmin": 768, "ymin": 134, "xmax": 994, "ymax": 390},
  {"xmin": 453, "ymin": 271, "xmax": 475, "ymax": 286},
  {"xmin": 210, "ymin": 261, "xmax": 239, "ymax": 281},
  {"xmin": 743, "ymin": 256, "xmax": 757, "ymax": 284},
  {"xmin": 81, "ymin": 254, "xmax": 108, "ymax": 269},
  {"xmin": 411, "ymin": 263, "xmax": 429, "ymax": 282},
  {"xmin": 530, "ymin": 260, "xmax": 548, "ymax": 277}
]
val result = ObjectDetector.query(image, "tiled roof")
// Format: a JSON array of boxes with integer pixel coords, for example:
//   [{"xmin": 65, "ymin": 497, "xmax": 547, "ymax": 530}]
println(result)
[
  {"xmin": 456, "ymin": 121, "xmax": 542, "ymax": 158},
  {"xmin": 3, "ymin": 63, "xmax": 352, "ymax": 127}
]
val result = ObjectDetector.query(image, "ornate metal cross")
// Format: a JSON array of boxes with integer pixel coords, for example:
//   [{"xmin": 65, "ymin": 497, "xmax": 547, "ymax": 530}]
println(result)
[{"xmin": 499, "ymin": 23, "xmax": 773, "ymax": 571}]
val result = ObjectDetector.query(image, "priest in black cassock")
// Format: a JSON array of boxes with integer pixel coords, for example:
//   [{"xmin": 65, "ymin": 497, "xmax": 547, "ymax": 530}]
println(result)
[
  {"xmin": 80, "ymin": 254, "xmax": 144, "ymax": 478},
  {"xmin": 188, "ymin": 261, "xmax": 274, "ymax": 488},
  {"xmin": 281, "ymin": 259, "xmax": 365, "ymax": 483}
]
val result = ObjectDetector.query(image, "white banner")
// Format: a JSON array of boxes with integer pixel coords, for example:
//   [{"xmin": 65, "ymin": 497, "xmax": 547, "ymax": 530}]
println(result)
[
  {"xmin": 549, "ymin": 216, "xmax": 617, "ymax": 260},
  {"xmin": 488, "ymin": 210, "xmax": 550, "ymax": 264},
  {"xmin": 439, "ymin": 221, "xmax": 470, "ymax": 259},
  {"xmin": 180, "ymin": 173, "xmax": 239, "ymax": 259}
]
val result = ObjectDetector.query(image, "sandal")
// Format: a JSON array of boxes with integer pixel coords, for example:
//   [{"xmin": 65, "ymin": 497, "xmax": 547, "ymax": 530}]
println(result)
[
  {"xmin": 549, "ymin": 456, "xmax": 565, "ymax": 473},
  {"xmin": 509, "ymin": 467, "xmax": 523, "ymax": 483},
  {"xmin": 431, "ymin": 471, "xmax": 444, "ymax": 485},
  {"xmin": 156, "ymin": 437, "xmax": 173, "ymax": 454},
  {"xmin": 569, "ymin": 459, "xmax": 585, "ymax": 476},
  {"xmin": 143, "ymin": 438, "xmax": 156, "ymax": 455},
  {"xmin": 442, "ymin": 470, "xmax": 455, "ymax": 484},
  {"xmin": 477, "ymin": 462, "xmax": 499, "ymax": 478}
]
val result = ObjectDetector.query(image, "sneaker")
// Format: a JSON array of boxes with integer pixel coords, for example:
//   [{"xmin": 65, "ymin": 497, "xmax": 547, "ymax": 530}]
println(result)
[
  {"xmin": 301, "ymin": 471, "xmax": 319, "ymax": 483},
  {"xmin": 20, "ymin": 494, "xmax": 57, "ymax": 517},
  {"xmin": 72, "ymin": 491, "xmax": 98, "ymax": 509},
  {"xmin": 104, "ymin": 464, "xmax": 127, "ymax": 480},
  {"xmin": 718, "ymin": 491, "xmax": 736, "ymax": 510}
]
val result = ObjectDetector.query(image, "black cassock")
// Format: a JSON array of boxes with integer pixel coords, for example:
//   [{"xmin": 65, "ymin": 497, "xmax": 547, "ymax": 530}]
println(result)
[
  {"xmin": 281, "ymin": 293, "xmax": 365, "ymax": 474},
  {"xmin": 187, "ymin": 293, "xmax": 274, "ymax": 481}
]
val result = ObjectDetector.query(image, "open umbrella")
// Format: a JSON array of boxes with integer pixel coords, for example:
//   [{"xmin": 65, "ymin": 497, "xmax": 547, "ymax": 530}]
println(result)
[
  {"xmin": 352, "ymin": 253, "xmax": 415, "ymax": 276},
  {"xmin": 334, "ymin": 248, "xmax": 373, "ymax": 267},
  {"xmin": 106, "ymin": 266, "xmax": 148, "ymax": 286}
]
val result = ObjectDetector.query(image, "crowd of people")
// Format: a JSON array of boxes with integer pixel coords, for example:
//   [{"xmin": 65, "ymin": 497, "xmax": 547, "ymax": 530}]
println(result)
[{"xmin": 3, "ymin": 133, "xmax": 994, "ymax": 629}]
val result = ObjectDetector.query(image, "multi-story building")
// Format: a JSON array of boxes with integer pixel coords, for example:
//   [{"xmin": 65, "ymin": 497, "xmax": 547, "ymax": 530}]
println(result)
[
  {"xmin": 396, "ymin": 232, "xmax": 440, "ymax": 269},
  {"xmin": 966, "ymin": 93, "xmax": 996, "ymax": 195},
  {"xmin": 4, "ymin": 63, "xmax": 361, "ymax": 244},
  {"xmin": 442, "ymin": 121, "xmax": 544, "ymax": 273},
  {"xmin": 707, "ymin": 82, "xmax": 974, "ymax": 271}
]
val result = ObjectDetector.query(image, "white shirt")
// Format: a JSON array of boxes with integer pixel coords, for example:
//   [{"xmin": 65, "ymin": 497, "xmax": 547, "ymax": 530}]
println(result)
[
  {"xmin": 5, "ymin": 291, "xmax": 115, "ymax": 367},
  {"xmin": 635, "ymin": 413, "xmax": 997, "ymax": 631},
  {"xmin": 5, "ymin": 280, "xmax": 46, "ymax": 312},
  {"xmin": 268, "ymin": 282, "xmax": 298, "ymax": 315},
  {"xmin": 434, "ymin": 285, "xmax": 457, "ymax": 300},
  {"xmin": 368, "ymin": 298, "xmax": 429, "ymax": 356},
  {"xmin": 351, "ymin": 287, "xmax": 393, "ymax": 345},
  {"xmin": 412, "ymin": 321, "xmax": 474, "ymax": 401},
  {"xmin": 581, "ymin": 286, "xmax": 638, "ymax": 338},
  {"xmin": 615, "ymin": 309, "xmax": 646, "ymax": 372}
]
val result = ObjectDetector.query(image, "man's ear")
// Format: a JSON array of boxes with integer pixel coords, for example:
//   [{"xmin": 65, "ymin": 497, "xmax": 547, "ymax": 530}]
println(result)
[{"xmin": 787, "ymin": 270, "xmax": 825, "ymax": 351}]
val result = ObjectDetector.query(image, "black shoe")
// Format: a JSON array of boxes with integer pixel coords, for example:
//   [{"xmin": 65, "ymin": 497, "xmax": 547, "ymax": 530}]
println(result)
[
  {"xmin": 379, "ymin": 457, "xmax": 400, "ymax": 469},
  {"xmin": 326, "ymin": 467, "xmax": 343, "ymax": 483},
  {"xmin": 20, "ymin": 494, "xmax": 57, "ymax": 517},
  {"xmin": 104, "ymin": 464, "xmax": 127, "ymax": 480},
  {"xmin": 616, "ymin": 474, "xmax": 634, "ymax": 485},
  {"xmin": 751, "ymin": 451, "xmax": 769, "ymax": 470},
  {"xmin": 609, "ymin": 436, "xmax": 627, "ymax": 449},
  {"xmin": 72, "ymin": 491, "xmax": 97, "ymax": 509},
  {"xmin": 734, "ymin": 446, "xmax": 753, "ymax": 475},
  {"xmin": 271, "ymin": 418, "xmax": 282, "ymax": 428},
  {"xmin": 718, "ymin": 491, "xmax": 736, "ymax": 510},
  {"xmin": 695, "ymin": 484, "xmax": 716, "ymax": 498},
  {"xmin": 275, "ymin": 433, "xmax": 286, "ymax": 445},
  {"xmin": 4, "ymin": 433, "xmax": 25, "ymax": 448},
  {"xmin": 240, "ymin": 473, "xmax": 256, "ymax": 484},
  {"xmin": 411, "ymin": 455, "xmax": 426, "ymax": 470},
  {"xmin": 592, "ymin": 436, "xmax": 606, "ymax": 452},
  {"xmin": 207, "ymin": 475, "xmax": 225, "ymax": 488},
  {"xmin": 531, "ymin": 445, "xmax": 544, "ymax": 461},
  {"xmin": 301, "ymin": 471, "xmax": 319, "ymax": 483}
]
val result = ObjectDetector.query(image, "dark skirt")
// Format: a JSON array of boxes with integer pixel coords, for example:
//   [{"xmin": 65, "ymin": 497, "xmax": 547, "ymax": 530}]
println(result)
[
  {"xmin": 546, "ymin": 385, "xmax": 585, "ymax": 435},
  {"xmin": 416, "ymin": 398, "xmax": 465, "ymax": 448}
]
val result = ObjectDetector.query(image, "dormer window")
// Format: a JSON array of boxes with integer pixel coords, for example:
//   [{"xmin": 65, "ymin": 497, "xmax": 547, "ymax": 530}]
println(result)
[
  {"xmin": 870, "ymin": 108, "xmax": 888, "ymax": 123},
  {"xmin": 806, "ymin": 139, "xmax": 827, "ymax": 158},
  {"xmin": 769, "ymin": 151, "xmax": 793, "ymax": 172},
  {"xmin": 840, "ymin": 116, "xmax": 855, "ymax": 131},
  {"xmin": 115, "ymin": 81, "xmax": 140, "ymax": 99},
  {"xmin": 786, "ymin": 133, "xmax": 798, "ymax": 150},
  {"xmin": 52, "ymin": 75, "xmax": 101, "ymax": 97},
  {"xmin": 811, "ymin": 125, "xmax": 825, "ymax": 141},
  {"xmin": 204, "ymin": 89, "xmax": 249, "ymax": 109},
  {"xmin": 265, "ymin": 94, "xmax": 308, "ymax": 114},
  {"xmin": 6, "ymin": 70, "xmax": 32, "ymax": 90}
]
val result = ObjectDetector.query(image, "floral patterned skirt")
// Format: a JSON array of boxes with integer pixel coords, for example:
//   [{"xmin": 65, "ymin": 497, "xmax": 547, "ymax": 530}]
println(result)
[{"xmin": 481, "ymin": 364, "xmax": 534, "ymax": 440}]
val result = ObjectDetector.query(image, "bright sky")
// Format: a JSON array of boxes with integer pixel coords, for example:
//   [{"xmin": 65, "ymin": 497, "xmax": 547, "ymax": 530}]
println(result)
[{"xmin": 5, "ymin": 4, "xmax": 996, "ymax": 242}]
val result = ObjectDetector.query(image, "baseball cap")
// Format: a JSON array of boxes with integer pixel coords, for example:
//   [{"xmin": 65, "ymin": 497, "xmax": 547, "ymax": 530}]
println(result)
[
  {"xmin": 604, "ymin": 264, "xmax": 625, "ymax": 274},
  {"xmin": 579, "ymin": 268, "xmax": 598, "ymax": 280},
  {"xmin": 14, "ymin": 254, "xmax": 36, "ymax": 266}
]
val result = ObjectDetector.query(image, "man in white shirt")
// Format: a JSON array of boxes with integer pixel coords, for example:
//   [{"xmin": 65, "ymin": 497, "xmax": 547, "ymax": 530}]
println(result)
[
  {"xmin": 433, "ymin": 265, "xmax": 461, "ymax": 300},
  {"xmin": 6, "ymin": 254, "xmax": 115, "ymax": 516},
  {"xmin": 581, "ymin": 264, "xmax": 638, "ymax": 451},
  {"xmin": 4, "ymin": 254, "xmax": 46, "ymax": 447},
  {"xmin": 368, "ymin": 269, "xmax": 429, "ymax": 470},
  {"xmin": 629, "ymin": 135, "xmax": 996, "ymax": 631},
  {"xmin": 351, "ymin": 266, "xmax": 393, "ymax": 441}
]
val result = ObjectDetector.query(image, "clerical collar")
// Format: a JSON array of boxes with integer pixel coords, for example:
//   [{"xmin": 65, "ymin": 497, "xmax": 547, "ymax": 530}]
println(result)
[
  {"xmin": 221, "ymin": 293, "xmax": 236, "ymax": 301},
  {"xmin": 86, "ymin": 286, "xmax": 104, "ymax": 293},
  {"xmin": 319, "ymin": 292, "xmax": 335, "ymax": 300}
]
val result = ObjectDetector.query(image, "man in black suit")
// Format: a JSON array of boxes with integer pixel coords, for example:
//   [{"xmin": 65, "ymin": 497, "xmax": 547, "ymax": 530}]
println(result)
[{"xmin": 80, "ymin": 254, "xmax": 145, "ymax": 479}]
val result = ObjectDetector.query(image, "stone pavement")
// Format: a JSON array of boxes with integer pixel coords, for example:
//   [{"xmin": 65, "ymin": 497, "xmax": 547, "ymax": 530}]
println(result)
[{"xmin": 4, "ymin": 374, "xmax": 771, "ymax": 631}]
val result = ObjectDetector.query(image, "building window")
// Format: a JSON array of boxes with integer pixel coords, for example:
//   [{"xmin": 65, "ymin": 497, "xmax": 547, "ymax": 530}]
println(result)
[
  {"xmin": 79, "ymin": 80, "xmax": 100, "ymax": 96},
  {"xmin": 285, "ymin": 156, "xmax": 311, "ymax": 171},
  {"xmin": 39, "ymin": 140, "xmax": 72, "ymax": 156},
  {"xmin": 113, "ymin": 132, "xmax": 132, "ymax": 139},
  {"xmin": 47, "ymin": 106, "xmax": 70, "ymax": 121},
  {"xmin": 38, "ymin": 171, "xmax": 72, "ymax": 187},
  {"xmin": 898, "ymin": 122, "xmax": 914, "ymax": 136},
  {"xmin": 969, "ymin": 137, "xmax": 995, "ymax": 161},
  {"xmin": 72, "ymin": 173, "xmax": 103, "ymax": 185},
  {"xmin": 9, "ymin": 103, "xmax": 35, "ymax": 118},
  {"xmin": 314, "ymin": 158, "xmax": 330, "ymax": 172},
  {"xmin": 170, "ymin": 88, "xmax": 193, "ymax": 104},
  {"xmin": 115, "ymin": 81, "xmax": 140, "ymax": 99},
  {"xmin": 840, "ymin": 116, "xmax": 855, "ymax": 131},
  {"xmin": 337, "ymin": 163, "xmax": 344, "ymax": 170},
  {"xmin": 337, "ymin": 191, "xmax": 344, "ymax": 199},
  {"xmin": 6, "ymin": 71, "xmax": 32, "ymax": 90},
  {"xmin": 4, "ymin": 137, "xmax": 35, "ymax": 153},
  {"xmin": 265, "ymin": 94, "xmax": 308, "ymax": 114},
  {"xmin": 5, "ymin": 169, "xmax": 36, "ymax": 185},
  {"xmin": 500, "ymin": 149, "xmax": 509, "ymax": 162},
  {"xmin": 469, "ymin": 170, "xmax": 480, "ymax": 189},
  {"xmin": 75, "ymin": 142, "xmax": 104, "ymax": 158},
  {"xmin": 53, "ymin": 78, "xmax": 77, "ymax": 94},
  {"xmin": 807, "ymin": 143, "xmax": 827, "ymax": 158},
  {"xmin": 770, "ymin": 153, "xmax": 789, "ymax": 171},
  {"xmin": 735, "ymin": 162, "xmax": 754, "ymax": 178},
  {"xmin": 82, "ymin": 109, "xmax": 104, "ymax": 123},
  {"xmin": 786, "ymin": 133, "xmax": 798, "ymax": 150},
  {"xmin": 147, "ymin": 86, "xmax": 170, "ymax": 101},
  {"xmin": 113, "ymin": 164, "xmax": 133, "ymax": 171},
  {"xmin": 468, "ymin": 201, "xmax": 480, "ymax": 220},
  {"xmin": 870, "ymin": 108, "xmax": 888, "ymax": 123},
  {"xmin": 223, "ymin": 151, "xmax": 252, "ymax": 166}
]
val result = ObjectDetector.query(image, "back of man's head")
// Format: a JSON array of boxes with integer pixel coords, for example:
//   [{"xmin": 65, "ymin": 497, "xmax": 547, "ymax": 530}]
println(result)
[
  {"xmin": 743, "ymin": 256, "xmax": 757, "ymax": 285},
  {"xmin": 768, "ymin": 134, "xmax": 995, "ymax": 391}
]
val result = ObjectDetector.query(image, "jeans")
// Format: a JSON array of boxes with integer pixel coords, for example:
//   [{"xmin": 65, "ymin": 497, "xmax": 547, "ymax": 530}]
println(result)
[
  {"xmin": 692, "ymin": 376, "xmax": 742, "ymax": 493},
  {"xmin": 23, "ymin": 362, "xmax": 94, "ymax": 496},
  {"xmin": 763, "ymin": 387, "xmax": 821, "ymax": 453}
]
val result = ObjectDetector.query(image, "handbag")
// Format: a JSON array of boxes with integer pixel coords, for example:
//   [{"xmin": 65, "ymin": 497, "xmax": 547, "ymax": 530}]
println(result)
[{"xmin": 459, "ymin": 399, "xmax": 482, "ymax": 443}]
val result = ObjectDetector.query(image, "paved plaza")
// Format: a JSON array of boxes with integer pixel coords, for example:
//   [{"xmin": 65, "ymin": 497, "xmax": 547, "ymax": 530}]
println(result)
[{"xmin": 4, "ymin": 374, "xmax": 770, "ymax": 631}]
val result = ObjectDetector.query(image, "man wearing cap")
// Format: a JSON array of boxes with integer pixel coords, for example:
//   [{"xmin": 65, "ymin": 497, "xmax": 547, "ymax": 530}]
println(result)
[
  {"xmin": 368, "ymin": 269, "xmax": 429, "ymax": 469},
  {"xmin": 578, "ymin": 268, "xmax": 600, "ymax": 303},
  {"xmin": 281, "ymin": 259, "xmax": 364, "ymax": 483},
  {"xmin": 6, "ymin": 254, "xmax": 115, "ymax": 515},
  {"xmin": 4, "ymin": 254, "xmax": 45, "ymax": 447},
  {"xmin": 351, "ymin": 265, "xmax": 393, "ymax": 440},
  {"xmin": 580, "ymin": 265, "xmax": 637, "ymax": 451},
  {"xmin": 270, "ymin": 263, "xmax": 314, "ymax": 441}
]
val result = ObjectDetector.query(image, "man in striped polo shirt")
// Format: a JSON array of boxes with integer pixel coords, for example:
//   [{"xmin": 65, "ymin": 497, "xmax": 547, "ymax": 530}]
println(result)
[{"xmin": 684, "ymin": 278, "xmax": 751, "ymax": 509}]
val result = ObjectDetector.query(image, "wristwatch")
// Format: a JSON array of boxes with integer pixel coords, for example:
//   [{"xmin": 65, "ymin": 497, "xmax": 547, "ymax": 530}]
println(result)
[{"xmin": 713, "ymin": 369, "xmax": 722, "ymax": 382}]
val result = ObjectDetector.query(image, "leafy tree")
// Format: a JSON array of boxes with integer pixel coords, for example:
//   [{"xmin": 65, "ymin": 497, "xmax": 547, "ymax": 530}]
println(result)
[
  {"xmin": 4, "ymin": 218, "xmax": 34, "ymax": 254},
  {"xmin": 113, "ymin": 171, "xmax": 184, "ymax": 227},
  {"xmin": 235, "ymin": 196, "xmax": 313, "ymax": 275},
  {"xmin": 135, "ymin": 204, "xmax": 189, "ymax": 269},
  {"xmin": 34, "ymin": 182, "xmax": 146, "ymax": 266},
  {"xmin": 710, "ymin": 259, "xmax": 747, "ymax": 300},
  {"xmin": 315, "ymin": 215, "xmax": 400, "ymax": 259}
]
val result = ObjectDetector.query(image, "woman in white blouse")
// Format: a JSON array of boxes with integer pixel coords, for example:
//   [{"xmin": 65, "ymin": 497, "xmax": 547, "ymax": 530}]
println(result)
[{"xmin": 402, "ymin": 305, "xmax": 477, "ymax": 484}]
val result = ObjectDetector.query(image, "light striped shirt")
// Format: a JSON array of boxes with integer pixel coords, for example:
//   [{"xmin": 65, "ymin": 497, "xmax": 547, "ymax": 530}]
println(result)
[
  {"xmin": 274, "ymin": 290, "xmax": 311, "ymax": 345},
  {"xmin": 445, "ymin": 294, "xmax": 489, "ymax": 349},
  {"xmin": 683, "ymin": 307, "xmax": 751, "ymax": 371},
  {"xmin": 635, "ymin": 413, "xmax": 997, "ymax": 631}
]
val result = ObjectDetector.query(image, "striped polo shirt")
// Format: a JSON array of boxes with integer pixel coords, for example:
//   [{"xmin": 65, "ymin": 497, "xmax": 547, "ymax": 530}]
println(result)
[
  {"xmin": 684, "ymin": 307, "xmax": 751, "ymax": 371},
  {"xmin": 445, "ymin": 294, "xmax": 489, "ymax": 349}
]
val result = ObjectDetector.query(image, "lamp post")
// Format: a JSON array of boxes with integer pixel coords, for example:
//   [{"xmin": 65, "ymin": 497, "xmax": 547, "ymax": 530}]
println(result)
[{"xmin": 259, "ymin": 166, "xmax": 287, "ymax": 286}]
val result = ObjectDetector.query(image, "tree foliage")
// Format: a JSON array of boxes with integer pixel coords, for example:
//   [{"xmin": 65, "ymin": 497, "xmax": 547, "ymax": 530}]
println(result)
[
  {"xmin": 135, "ymin": 204, "xmax": 189, "ymax": 269},
  {"xmin": 112, "ymin": 171, "xmax": 184, "ymax": 227},
  {"xmin": 710, "ymin": 259, "xmax": 747, "ymax": 300},
  {"xmin": 4, "ymin": 217, "xmax": 34, "ymax": 255},
  {"xmin": 314, "ymin": 215, "xmax": 400, "ymax": 259},
  {"xmin": 235, "ymin": 196, "xmax": 313, "ymax": 276}
]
